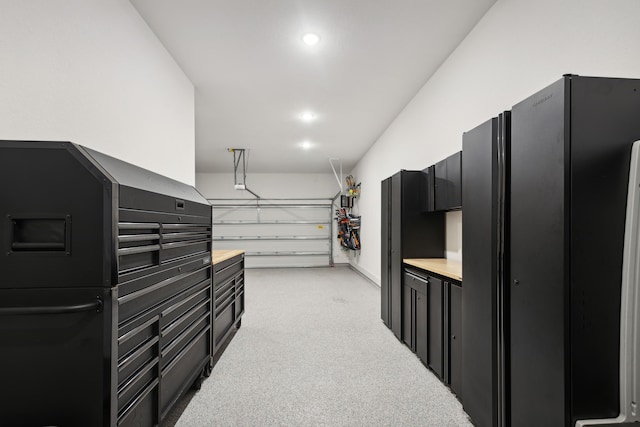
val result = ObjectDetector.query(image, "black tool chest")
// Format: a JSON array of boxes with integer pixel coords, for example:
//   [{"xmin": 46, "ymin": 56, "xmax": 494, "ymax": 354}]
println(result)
[
  {"xmin": 0, "ymin": 140, "xmax": 213, "ymax": 426},
  {"xmin": 212, "ymin": 252, "xmax": 245, "ymax": 354}
]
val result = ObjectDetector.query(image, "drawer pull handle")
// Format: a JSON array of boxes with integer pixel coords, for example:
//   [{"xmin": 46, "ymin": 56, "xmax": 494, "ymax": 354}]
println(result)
[{"xmin": 0, "ymin": 297, "xmax": 103, "ymax": 315}]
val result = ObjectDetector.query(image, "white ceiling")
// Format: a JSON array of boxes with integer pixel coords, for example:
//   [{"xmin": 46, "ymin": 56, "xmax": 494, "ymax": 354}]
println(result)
[{"xmin": 130, "ymin": 0, "xmax": 496, "ymax": 174}]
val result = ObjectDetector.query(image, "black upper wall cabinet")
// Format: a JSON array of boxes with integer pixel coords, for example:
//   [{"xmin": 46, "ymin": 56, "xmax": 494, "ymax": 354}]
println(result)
[
  {"xmin": 509, "ymin": 75, "xmax": 640, "ymax": 426},
  {"xmin": 381, "ymin": 170, "xmax": 445, "ymax": 339},
  {"xmin": 434, "ymin": 151, "xmax": 462, "ymax": 211},
  {"xmin": 423, "ymin": 151, "xmax": 462, "ymax": 212}
]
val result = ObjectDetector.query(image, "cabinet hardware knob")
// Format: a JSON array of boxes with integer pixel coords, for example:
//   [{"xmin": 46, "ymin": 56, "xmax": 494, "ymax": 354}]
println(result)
[
  {"xmin": 513, "ymin": 279, "xmax": 520, "ymax": 286},
  {"xmin": 452, "ymin": 335, "xmax": 456, "ymax": 339}
]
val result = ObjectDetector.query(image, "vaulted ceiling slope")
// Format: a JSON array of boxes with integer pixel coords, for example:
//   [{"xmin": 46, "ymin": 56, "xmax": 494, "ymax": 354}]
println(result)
[{"xmin": 131, "ymin": 0, "xmax": 496, "ymax": 173}]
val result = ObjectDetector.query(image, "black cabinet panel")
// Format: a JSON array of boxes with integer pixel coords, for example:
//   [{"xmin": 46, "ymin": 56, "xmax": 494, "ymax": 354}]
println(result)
[
  {"xmin": 381, "ymin": 179, "xmax": 391, "ymax": 327},
  {"xmin": 449, "ymin": 283, "xmax": 462, "ymax": 398},
  {"xmin": 415, "ymin": 287, "xmax": 428, "ymax": 364},
  {"xmin": 447, "ymin": 152, "xmax": 462, "ymax": 210},
  {"xmin": 428, "ymin": 276, "xmax": 444, "ymax": 379},
  {"xmin": 390, "ymin": 173, "xmax": 403, "ymax": 339},
  {"xmin": 425, "ymin": 166, "xmax": 436, "ymax": 212},
  {"xmin": 403, "ymin": 281, "xmax": 413, "ymax": 348}
]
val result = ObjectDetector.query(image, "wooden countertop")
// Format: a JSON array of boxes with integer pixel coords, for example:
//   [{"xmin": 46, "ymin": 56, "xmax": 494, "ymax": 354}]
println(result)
[
  {"xmin": 403, "ymin": 258, "xmax": 462, "ymax": 282},
  {"xmin": 212, "ymin": 249, "xmax": 245, "ymax": 265}
]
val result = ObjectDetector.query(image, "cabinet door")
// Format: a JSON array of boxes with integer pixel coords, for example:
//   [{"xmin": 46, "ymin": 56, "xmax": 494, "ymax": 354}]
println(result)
[
  {"xmin": 428, "ymin": 276, "xmax": 444, "ymax": 379},
  {"xmin": 425, "ymin": 166, "xmax": 436, "ymax": 212},
  {"xmin": 403, "ymin": 280, "xmax": 414, "ymax": 349},
  {"xmin": 434, "ymin": 153, "xmax": 462, "ymax": 211},
  {"xmin": 434, "ymin": 159, "xmax": 448, "ymax": 211},
  {"xmin": 510, "ymin": 78, "xmax": 566, "ymax": 426},
  {"xmin": 461, "ymin": 117, "xmax": 499, "ymax": 427},
  {"xmin": 415, "ymin": 285, "xmax": 429, "ymax": 364},
  {"xmin": 447, "ymin": 151, "xmax": 462, "ymax": 209},
  {"xmin": 449, "ymin": 283, "xmax": 462, "ymax": 398}
]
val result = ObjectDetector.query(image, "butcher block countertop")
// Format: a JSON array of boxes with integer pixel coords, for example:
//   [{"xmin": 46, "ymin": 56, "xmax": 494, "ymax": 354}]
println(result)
[
  {"xmin": 403, "ymin": 258, "xmax": 462, "ymax": 282},
  {"xmin": 212, "ymin": 249, "xmax": 245, "ymax": 265}
]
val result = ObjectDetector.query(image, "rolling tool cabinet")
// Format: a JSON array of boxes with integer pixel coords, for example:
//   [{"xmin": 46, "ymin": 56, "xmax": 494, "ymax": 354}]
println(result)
[
  {"xmin": 0, "ymin": 140, "xmax": 213, "ymax": 427},
  {"xmin": 211, "ymin": 250, "xmax": 245, "ymax": 355}
]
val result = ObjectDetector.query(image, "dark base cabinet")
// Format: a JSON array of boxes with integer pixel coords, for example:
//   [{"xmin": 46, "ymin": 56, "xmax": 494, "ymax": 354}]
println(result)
[
  {"xmin": 212, "ymin": 251, "xmax": 245, "ymax": 356},
  {"xmin": 403, "ymin": 265, "xmax": 462, "ymax": 397}
]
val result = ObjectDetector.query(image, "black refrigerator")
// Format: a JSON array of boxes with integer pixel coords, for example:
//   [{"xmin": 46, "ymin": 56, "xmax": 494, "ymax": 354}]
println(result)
[
  {"xmin": 462, "ymin": 75, "xmax": 640, "ymax": 427},
  {"xmin": 462, "ymin": 112, "xmax": 510, "ymax": 427}
]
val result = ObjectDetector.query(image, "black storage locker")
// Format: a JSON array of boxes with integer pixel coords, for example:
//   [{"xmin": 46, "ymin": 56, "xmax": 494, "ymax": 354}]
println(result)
[
  {"xmin": 381, "ymin": 170, "xmax": 444, "ymax": 340},
  {"xmin": 461, "ymin": 113, "xmax": 510, "ymax": 427},
  {"xmin": 0, "ymin": 140, "xmax": 213, "ymax": 427},
  {"xmin": 509, "ymin": 76, "xmax": 640, "ymax": 426}
]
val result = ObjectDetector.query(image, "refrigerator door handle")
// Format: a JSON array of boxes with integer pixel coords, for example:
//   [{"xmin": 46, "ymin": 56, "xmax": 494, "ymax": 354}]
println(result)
[{"xmin": 0, "ymin": 296, "xmax": 103, "ymax": 316}]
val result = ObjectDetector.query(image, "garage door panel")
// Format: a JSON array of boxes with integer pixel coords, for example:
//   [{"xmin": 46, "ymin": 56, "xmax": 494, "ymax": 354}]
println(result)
[{"xmin": 211, "ymin": 199, "xmax": 334, "ymax": 268}]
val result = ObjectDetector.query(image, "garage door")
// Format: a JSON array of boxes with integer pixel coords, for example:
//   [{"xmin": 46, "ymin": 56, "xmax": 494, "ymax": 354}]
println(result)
[{"xmin": 210, "ymin": 199, "xmax": 334, "ymax": 268}]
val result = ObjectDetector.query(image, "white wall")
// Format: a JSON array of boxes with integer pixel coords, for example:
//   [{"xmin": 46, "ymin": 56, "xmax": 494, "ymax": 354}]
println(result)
[
  {"xmin": 197, "ymin": 172, "xmax": 351, "ymax": 264},
  {"xmin": 351, "ymin": 0, "xmax": 640, "ymax": 284},
  {"xmin": 0, "ymin": 0, "xmax": 195, "ymax": 185}
]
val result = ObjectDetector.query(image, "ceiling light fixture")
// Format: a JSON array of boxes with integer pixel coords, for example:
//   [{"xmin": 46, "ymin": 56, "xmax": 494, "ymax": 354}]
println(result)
[
  {"xmin": 300, "ymin": 111, "xmax": 316, "ymax": 122},
  {"xmin": 300, "ymin": 141, "xmax": 312, "ymax": 150},
  {"xmin": 302, "ymin": 33, "xmax": 320, "ymax": 46}
]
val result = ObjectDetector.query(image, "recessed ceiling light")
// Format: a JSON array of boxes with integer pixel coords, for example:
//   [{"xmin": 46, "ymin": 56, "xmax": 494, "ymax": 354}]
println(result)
[
  {"xmin": 302, "ymin": 33, "xmax": 320, "ymax": 46},
  {"xmin": 300, "ymin": 111, "xmax": 316, "ymax": 122},
  {"xmin": 300, "ymin": 141, "xmax": 312, "ymax": 150}
]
